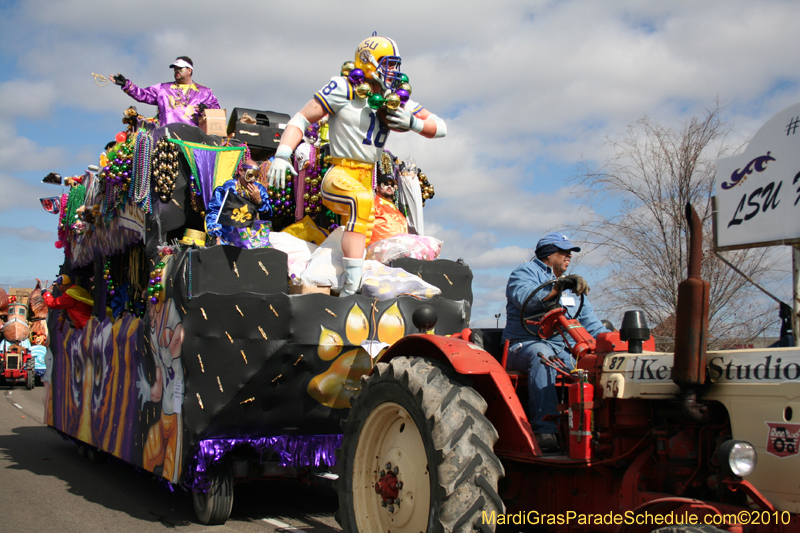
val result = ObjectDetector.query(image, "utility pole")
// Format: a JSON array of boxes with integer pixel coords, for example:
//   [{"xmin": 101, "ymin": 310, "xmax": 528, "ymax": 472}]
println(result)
[
  {"xmin": 794, "ymin": 245, "xmax": 799, "ymax": 347},
  {"xmin": 495, "ymin": 313, "xmax": 501, "ymax": 328}
]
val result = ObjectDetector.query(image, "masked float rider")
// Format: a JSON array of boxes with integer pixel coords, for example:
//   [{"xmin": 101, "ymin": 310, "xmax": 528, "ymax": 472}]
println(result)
[{"xmin": 267, "ymin": 35, "xmax": 447, "ymax": 296}]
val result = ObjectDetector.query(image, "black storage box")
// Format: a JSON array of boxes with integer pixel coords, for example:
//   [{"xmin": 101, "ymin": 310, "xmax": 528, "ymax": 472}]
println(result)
[
  {"xmin": 390, "ymin": 257, "xmax": 474, "ymax": 305},
  {"xmin": 227, "ymin": 108, "xmax": 290, "ymax": 159}
]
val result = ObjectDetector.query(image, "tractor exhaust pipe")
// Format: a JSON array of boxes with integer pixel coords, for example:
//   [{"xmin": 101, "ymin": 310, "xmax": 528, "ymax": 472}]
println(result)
[{"xmin": 672, "ymin": 204, "xmax": 710, "ymax": 421}]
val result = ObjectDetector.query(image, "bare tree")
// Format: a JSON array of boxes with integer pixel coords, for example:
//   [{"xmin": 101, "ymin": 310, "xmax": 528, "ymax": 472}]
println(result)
[{"xmin": 568, "ymin": 102, "xmax": 782, "ymax": 350}]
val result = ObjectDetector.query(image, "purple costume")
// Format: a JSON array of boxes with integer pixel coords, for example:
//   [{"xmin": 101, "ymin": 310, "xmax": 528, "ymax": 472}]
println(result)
[{"xmin": 122, "ymin": 80, "xmax": 220, "ymax": 126}]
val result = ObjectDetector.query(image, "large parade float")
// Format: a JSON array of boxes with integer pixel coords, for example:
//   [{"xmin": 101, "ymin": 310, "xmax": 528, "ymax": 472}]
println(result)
[{"xmin": 44, "ymin": 78, "xmax": 471, "ymax": 523}]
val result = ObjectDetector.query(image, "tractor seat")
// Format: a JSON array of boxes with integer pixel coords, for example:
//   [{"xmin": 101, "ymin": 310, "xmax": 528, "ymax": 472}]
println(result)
[{"xmin": 498, "ymin": 340, "xmax": 527, "ymax": 387}]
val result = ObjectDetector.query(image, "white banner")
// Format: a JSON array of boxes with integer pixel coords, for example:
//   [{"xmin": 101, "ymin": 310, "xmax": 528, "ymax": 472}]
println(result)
[{"xmin": 714, "ymin": 102, "xmax": 800, "ymax": 250}]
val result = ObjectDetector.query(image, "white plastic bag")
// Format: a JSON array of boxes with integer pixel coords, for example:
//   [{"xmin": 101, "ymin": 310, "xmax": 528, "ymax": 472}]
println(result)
[
  {"xmin": 298, "ymin": 227, "xmax": 345, "ymax": 289},
  {"xmin": 360, "ymin": 260, "xmax": 442, "ymax": 300},
  {"xmin": 397, "ymin": 157, "xmax": 424, "ymax": 236},
  {"xmin": 270, "ymin": 231, "xmax": 320, "ymax": 284}
]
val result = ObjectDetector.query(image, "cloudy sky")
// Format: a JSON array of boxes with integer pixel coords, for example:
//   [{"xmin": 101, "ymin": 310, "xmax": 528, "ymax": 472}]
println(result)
[{"xmin": 0, "ymin": 0, "xmax": 797, "ymax": 327}]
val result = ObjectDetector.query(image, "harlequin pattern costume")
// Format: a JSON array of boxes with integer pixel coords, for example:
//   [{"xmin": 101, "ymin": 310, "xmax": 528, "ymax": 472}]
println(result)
[{"xmin": 205, "ymin": 178, "xmax": 271, "ymax": 247}]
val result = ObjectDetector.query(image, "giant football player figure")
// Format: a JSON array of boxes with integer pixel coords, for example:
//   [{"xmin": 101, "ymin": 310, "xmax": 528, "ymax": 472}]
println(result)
[{"xmin": 267, "ymin": 34, "xmax": 447, "ymax": 296}]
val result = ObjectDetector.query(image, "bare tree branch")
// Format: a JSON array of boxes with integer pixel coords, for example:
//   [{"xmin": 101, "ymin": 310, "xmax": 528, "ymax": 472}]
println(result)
[{"xmin": 566, "ymin": 102, "xmax": 780, "ymax": 350}]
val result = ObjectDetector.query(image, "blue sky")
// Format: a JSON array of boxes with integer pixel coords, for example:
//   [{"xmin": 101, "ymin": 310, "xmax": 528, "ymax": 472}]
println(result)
[{"xmin": 0, "ymin": 0, "xmax": 797, "ymax": 328}]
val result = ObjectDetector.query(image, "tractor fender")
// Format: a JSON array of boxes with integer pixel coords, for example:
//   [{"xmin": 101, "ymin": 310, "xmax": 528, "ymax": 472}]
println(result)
[
  {"xmin": 378, "ymin": 334, "xmax": 540, "ymax": 458},
  {"xmin": 379, "ymin": 333, "xmax": 503, "ymax": 375}
]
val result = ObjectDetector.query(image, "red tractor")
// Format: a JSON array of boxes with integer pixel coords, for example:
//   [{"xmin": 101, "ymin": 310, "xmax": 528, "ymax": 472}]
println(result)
[
  {"xmin": 335, "ymin": 206, "xmax": 800, "ymax": 533},
  {"xmin": 0, "ymin": 343, "xmax": 35, "ymax": 390}
]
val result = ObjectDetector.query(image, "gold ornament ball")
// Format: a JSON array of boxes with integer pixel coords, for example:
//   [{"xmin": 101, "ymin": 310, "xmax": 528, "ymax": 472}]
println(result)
[
  {"xmin": 385, "ymin": 93, "xmax": 401, "ymax": 110},
  {"xmin": 419, "ymin": 172, "xmax": 427, "ymax": 182},
  {"xmin": 354, "ymin": 83, "xmax": 371, "ymax": 99},
  {"xmin": 341, "ymin": 61, "xmax": 355, "ymax": 76},
  {"xmin": 399, "ymin": 83, "xmax": 412, "ymax": 94}
]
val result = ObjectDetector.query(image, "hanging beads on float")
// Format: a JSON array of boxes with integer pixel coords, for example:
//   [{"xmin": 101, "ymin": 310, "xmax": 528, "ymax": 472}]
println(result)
[
  {"xmin": 100, "ymin": 136, "xmax": 135, "ymax": 194},
  {"xmin": 103, "ymin": 261, "xmax": 116, "ymax": 297},
  {"xmin": 268, "ymin": 172, "xmax": 294, "ymax": 219},
  {"xmin": 147, "ymin": 260, "xmax": 166, "ymax": 304},
  {"xmin": 418, "ymin": 169, "xmax": 435, "ymax": 206},
  {"xmin": 151, "ymin": 138, "xmax": 181, "ymax": 202}
]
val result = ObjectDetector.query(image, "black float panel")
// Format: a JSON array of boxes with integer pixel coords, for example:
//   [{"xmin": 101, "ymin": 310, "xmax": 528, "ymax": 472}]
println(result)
[{"xmin": 391, "ymin": 257, "xmax": 474, "ymax": 305}]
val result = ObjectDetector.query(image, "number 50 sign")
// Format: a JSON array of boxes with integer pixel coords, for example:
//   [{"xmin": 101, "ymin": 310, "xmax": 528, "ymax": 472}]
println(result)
[{"xmin": 714, "ymin": 102, "xmax": 800, "ymax": 250}]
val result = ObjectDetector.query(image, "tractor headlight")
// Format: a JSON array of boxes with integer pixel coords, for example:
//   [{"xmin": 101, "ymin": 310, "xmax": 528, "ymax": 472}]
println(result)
[{"xmin": 717, "ymin": 440, "xmax": 757, "ymax": 478}]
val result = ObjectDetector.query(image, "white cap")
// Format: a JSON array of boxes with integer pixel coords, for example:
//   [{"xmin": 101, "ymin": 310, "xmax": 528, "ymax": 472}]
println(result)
[{"xmin": 169, "ymin": 58, "xmax": 193, "ymax": 70}]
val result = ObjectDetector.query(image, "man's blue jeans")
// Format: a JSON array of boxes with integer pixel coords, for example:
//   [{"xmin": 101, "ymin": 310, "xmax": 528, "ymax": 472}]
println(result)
[{"xmin": 507, "ymin": 339, "xmax": 575, "ymax": 434}]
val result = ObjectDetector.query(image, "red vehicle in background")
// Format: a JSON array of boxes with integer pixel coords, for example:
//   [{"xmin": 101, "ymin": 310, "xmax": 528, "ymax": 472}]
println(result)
[{"xmin": 0, "ymin": 295, "xmax": 36, "ymax": 390}]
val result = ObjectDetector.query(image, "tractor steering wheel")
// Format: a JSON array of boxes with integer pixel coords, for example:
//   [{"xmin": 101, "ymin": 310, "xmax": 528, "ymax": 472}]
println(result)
[{"xmin": 519, "ymin": 278, "xmax": 585, "ymax": 338}]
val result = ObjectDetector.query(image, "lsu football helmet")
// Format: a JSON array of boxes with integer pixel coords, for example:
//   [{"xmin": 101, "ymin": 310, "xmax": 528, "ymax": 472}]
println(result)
[{"xmin": 355, "ymin": 34, "xmax": 404, "ymax": 89}]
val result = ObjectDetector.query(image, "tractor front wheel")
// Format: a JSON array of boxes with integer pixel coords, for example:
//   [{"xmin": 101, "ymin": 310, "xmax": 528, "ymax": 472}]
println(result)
[{"xmin": 336, "ymin": 356, "xmax": 505, "ymax": 533}]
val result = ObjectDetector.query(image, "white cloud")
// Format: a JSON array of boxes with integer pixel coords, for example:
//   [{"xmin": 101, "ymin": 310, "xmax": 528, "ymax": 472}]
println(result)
[
  {"xmin": 0, "ymin": 173, "xmax": 56, "ymax": 212},
  {"xmin": 0, "ymin": 0, "xmax": 797, "ymax": 298},
  {"xmin": 0, "ymin": 225, "xmax": 53, "ymax": 242}
]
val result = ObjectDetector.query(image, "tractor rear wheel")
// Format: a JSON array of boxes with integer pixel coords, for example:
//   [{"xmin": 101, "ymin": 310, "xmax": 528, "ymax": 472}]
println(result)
[
  {"xmin": 336, "ymin": 356, "xmax": 505, "ymax": 533},
  {"xmin": 26, "ymin": 371, "xmax": 34, "ymax": 390},
  {"xmin": 192, "ymin": 457, "xmax": 234, "ymax": 525}
]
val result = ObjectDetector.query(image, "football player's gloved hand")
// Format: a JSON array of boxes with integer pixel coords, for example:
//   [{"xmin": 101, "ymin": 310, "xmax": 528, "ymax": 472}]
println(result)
[
  {"xmin": 386, "ymin": 106, "xmax": 424, "ymax": 133},
  {"xmin": 267, "ymin": 145, "xmax": 297, "ymax": 189},
  {"xmin": 556, "ymin": 275, "xmax": 590, "ymax": 296},
  {"xmin": 135, "ymin": 364, "xmax": 151, "ymax": 410},
  {"xmin": 111, "ymin": 73, "xmax": 127, "ymax": 86}
]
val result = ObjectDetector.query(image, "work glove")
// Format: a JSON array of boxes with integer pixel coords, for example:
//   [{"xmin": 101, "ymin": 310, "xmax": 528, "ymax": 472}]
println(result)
[
  {"xmin": 267, "ymin": 145, "xmax": 297, "ymax": 189},
  {"xmin": 556, "ymin": 274, "xmax": 590, "ymax": 296},
  {"xmin": 386, "ymin": 106, "xmax": 424, "ymax": 133},
  {"xmin": 111, "ymin": 73, "xmax": 127, "ymax": 86}
]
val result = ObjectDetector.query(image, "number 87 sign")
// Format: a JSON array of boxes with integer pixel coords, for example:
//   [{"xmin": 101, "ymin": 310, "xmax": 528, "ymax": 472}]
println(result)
[{"xmin": 714, "ymin": 102, "xmax": 800, "ymax": 251}]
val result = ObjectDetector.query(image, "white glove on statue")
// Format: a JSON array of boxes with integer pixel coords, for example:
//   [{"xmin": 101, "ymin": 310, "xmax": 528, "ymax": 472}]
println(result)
[
  {"xmin": 386, "ymin": 106, "xmax": 424, "ymax": 133},
  {"xmin": 267, "ymin": 145, "xmax": 298, "ymax": 189}
]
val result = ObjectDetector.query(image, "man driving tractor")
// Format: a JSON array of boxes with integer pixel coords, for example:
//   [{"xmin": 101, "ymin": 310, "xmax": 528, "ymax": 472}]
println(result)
[{"xmin": 502, "ymin": 232, "xmax": 609, "ymax": 451}]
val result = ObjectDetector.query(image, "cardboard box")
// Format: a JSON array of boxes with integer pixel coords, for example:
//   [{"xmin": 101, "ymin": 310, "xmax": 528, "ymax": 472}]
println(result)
[
  {"xmin": 200, "ymin": 108, "xmax": 227, "ymax": 136},
  {"xmin": 289, "ymin": 284, "xmax": 331, "ymax": 295}
]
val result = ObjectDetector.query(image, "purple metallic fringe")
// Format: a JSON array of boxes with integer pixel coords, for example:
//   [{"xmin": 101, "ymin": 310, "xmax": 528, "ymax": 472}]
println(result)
[{"xmin": 184, "ymin": 434, "xmax": 342, "ymax": 491}]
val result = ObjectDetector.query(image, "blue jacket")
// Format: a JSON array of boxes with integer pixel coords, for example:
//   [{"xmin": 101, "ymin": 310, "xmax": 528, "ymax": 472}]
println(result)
[
  {"xmin": 205, "ymin": 179, "xmax": 271, "ymax": 243},
  {"xmin": 502, "ymin": 259, "xmax": 608, "ymax": 346}
]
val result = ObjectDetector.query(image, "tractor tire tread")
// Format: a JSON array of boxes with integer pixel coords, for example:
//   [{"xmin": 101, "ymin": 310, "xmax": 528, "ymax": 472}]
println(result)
[{"xmin": 337, "ymin": 355, "xmax": 504, "ymax": 533}]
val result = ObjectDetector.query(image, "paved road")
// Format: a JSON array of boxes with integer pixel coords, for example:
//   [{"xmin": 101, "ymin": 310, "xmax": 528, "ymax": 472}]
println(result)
[{"xmin": 0, "ymin": 385, "xmax": 341, "ymax": 532}]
